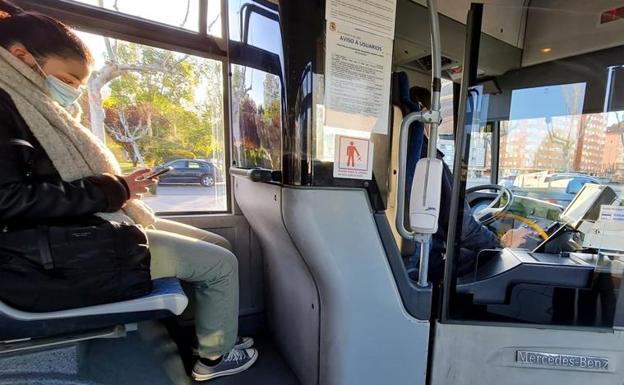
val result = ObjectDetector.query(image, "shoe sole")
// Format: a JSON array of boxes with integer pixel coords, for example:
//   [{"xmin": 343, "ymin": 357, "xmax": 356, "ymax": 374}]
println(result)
[
  {"xmin": 192, "ymin": 351, "xmax": 259, "ymax": 382},
  {"xmin": 191, "ymin": 339, "xmax": 255, "ymax": 356}
]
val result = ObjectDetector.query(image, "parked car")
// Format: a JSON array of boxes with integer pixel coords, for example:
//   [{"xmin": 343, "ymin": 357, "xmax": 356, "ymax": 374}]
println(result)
[
  {"xmin": 511, "ymin": 172, "xmax": 599, "ymax": 207},
  {"xmin": 155, "ymin": 159, "xmax": 221, "ymax": 187}
]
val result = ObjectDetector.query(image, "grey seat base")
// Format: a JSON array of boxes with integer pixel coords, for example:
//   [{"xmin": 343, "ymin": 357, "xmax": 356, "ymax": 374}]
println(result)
[{"xmin": 0, "ymin": 278, "xmax": 188, "ymax": 341}]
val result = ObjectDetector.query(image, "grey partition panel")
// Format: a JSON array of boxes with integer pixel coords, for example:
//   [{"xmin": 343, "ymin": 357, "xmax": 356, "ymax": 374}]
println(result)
[
  {"xmin": 281, "ymin": 188, "xmax": 429, "ymax": 385},
  {"xmin": 431, "ymin": 322, "xmax": 624, "ymax": 385},
  {"xmin": 234, "ymin": 177, "xmax": 320, "ymax": 385},
  {"xmin": 166, "ymin": 213, "xmax": 264, "ymax": 318}
]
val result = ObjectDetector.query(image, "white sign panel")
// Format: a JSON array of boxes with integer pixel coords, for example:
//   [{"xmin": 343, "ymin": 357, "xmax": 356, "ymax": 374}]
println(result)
[
  {"xmin": 326, "ymin": 0, "xmax": 397, "ymax": 39},
  {"xmin": 324, "ymin": 20, "xmax": 393, "ymax": 134},
  {"xmin": 599, "ymin": 205, "xmax": 624, "ymax": 223},
  {"xmin": 333, "ymin": 135, "xmax": 374, "ymax": 180}
]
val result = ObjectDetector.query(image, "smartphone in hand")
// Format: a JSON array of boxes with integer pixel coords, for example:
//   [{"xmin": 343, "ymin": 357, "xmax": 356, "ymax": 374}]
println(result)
[{"xmin": 141, "ymin": 166, "xmax": 173, "ymax": 180}]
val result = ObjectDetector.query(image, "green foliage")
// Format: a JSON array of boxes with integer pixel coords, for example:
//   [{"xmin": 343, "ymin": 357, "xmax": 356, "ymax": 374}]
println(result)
[{"xmin": 101, "ymin": 40, "xmax": 223, "ymax": 166}]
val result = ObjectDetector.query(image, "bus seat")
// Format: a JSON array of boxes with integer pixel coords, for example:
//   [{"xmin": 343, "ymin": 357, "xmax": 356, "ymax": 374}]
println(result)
[
  {"xmin": 396, "ymin": 72, "xmax": 425, "ymax": 203},
  {"xmin": 386, "ymin": 104, "xmax": 404, "ymax": 247},
  {"xmin": 0, "ymin": 277, "xmax": 188, "ymax": 342}
]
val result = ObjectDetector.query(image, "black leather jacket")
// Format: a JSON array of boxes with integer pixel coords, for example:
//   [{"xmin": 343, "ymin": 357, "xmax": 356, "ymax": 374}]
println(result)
[{"xmin": 0, "ymin": 88, "xmax": 129, "ymax": 227}]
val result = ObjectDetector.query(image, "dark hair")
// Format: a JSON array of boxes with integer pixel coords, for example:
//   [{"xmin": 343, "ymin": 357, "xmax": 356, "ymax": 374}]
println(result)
[
  {"xmin": 410, "ymin": 86, "xmax": 431, "ymax": 110},
  {"xmin": 0, "ymin": 0, "xmax": 93, "ymax": 64}
]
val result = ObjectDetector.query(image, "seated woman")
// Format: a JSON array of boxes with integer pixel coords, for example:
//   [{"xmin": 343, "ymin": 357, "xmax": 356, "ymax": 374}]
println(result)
[{"xmin": 0, "ymin": 1, "xmax": 255, "ymax": 381}]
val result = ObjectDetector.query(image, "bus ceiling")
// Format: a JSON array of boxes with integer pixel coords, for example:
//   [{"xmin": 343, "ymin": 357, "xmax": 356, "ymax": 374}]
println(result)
[{"xmin": 394, "ymin": 0, "xmax": 624, "ymax": 80}]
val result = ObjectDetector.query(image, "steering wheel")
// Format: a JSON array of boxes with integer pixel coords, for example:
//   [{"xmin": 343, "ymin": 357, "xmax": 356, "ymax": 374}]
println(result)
[{"xmin": 466, "ymin": 184, "xmax": 514, "ymax": 225}]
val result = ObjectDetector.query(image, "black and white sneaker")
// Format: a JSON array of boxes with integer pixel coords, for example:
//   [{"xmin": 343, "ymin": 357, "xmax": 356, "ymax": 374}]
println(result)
[
  {"xmin": 192, "ymin": 336, "xmax": 254, "ymax": 356},
  {"xmin": 233, "ymin": 336, "xmax": 254, "ymax": 350},
  {"xmin": 192, "ymin": 348, "xmax": 259, "ymax": 382}
]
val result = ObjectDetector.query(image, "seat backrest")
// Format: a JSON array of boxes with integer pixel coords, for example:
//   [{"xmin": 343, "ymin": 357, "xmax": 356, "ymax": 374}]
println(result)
[{"xmin": 386, "ymin": 104, "xmax": 404, "ymax": 247}]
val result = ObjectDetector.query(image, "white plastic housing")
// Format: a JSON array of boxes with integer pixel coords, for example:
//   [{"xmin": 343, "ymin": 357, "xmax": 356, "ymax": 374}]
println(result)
[{"xmin": 409, "ymin": 158, "xmax": 444, "ymax": 234}]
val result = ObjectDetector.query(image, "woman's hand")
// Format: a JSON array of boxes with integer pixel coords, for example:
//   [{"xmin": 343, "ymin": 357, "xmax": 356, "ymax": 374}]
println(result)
[{"xmin": 122, "ymin": 169, "xmax": 157, "ymax": 200}]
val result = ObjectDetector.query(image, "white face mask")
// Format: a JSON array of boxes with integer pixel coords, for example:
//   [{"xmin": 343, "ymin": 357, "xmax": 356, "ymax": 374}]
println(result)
[{"xmin": 33, "ymin": 60, "xmax": 83, "ymax": 108}]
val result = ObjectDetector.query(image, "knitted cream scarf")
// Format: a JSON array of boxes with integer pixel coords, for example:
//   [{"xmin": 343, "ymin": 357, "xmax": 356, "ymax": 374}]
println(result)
[{"xmin": 0, "ymin": 47, "xmax": 155, "ymax": 226}]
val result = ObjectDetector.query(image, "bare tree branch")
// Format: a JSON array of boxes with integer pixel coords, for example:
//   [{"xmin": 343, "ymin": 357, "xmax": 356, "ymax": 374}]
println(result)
[{"xmin": 105, "ymin": 108, "xmax": 149, "ymax": 166}]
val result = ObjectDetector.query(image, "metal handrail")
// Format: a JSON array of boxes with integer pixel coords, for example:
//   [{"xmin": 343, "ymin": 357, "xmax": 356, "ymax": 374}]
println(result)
[{"xmin": 396, "ymin": 0, "xmax": 443, "ymax": 287}]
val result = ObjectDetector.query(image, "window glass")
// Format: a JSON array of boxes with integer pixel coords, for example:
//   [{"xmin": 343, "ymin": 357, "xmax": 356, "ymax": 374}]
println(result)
[
  {"xmin": 230, "ymin": 66, "xmax": 282, "ymax": 169},
  {"xmin": 75, "ymin": 30, "xmax": 227, "ymax": 212},
  {"xmin": 466, "ymin": 124, "xmax": 493, "ymax": 189},
  {"xmin": 228, "ymin": 1, "xmax": 283, "ymax": 170},
  {"xmin": 188, "ymin": 162, "xmax": 202, "ymax": 169},
  {"xmin": 228, "ymin": 0, "xmax": 281, "ymax": 53},
  {"xmin": 436, "ymin": 80, "xmax": 495, "ymax": 186},
  {"xmin": 438, "ymin": 78, "xmax": 456, "ymax": 169},
  {"xmin": 499, "ymin": 83, "xmax": 624, "ymax": 207},
  {"xmin": 207, "ymin": 0, "xmax": 223, "ymax": 37},
  {"xmin": 70, "ymin": 0, "xmax": 208, "ymax": 33}
]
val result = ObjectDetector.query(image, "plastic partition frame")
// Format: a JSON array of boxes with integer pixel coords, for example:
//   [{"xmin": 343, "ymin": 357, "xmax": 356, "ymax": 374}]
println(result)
[{"xmin": 375, "ymin": 213, "xmax": 432, "ymax": 320}]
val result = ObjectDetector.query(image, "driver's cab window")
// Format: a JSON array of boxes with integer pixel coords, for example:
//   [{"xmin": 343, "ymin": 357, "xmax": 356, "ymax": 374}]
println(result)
[
  {"xmin": 450, "ymin": 18, "xmax": 624, "ymax": 328},
  {"xmin": 496, "ymin": 84, "xmax": 624, "ymax": 250}
]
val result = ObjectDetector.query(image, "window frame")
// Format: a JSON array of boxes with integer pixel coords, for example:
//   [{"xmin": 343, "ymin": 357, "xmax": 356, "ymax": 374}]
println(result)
[{"xmin": 17, "ymin": 0, "xmax": 234, "ymax": 215}]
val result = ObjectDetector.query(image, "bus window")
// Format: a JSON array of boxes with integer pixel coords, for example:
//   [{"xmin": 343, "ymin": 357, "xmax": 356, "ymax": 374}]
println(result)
[
  {"xmin": 69, "ymin": 0, "xmax": 222, "ymax": 36},
  {"xmin": 228, "ymin": 0, "xmax": 283, "ymax": 171},
  {"xmin": 74, "ymin": 30, "xmax": 228, "ymax": 213}
]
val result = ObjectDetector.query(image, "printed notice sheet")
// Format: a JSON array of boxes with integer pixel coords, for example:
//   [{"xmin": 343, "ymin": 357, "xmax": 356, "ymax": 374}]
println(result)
[
  {"xmin": 326, "ymin": 0, "xmax": 397, "ymax": 38},
  {"xmin": 324, "ymin": 20, "xmax": 393, "ymax": 134},
  {"xmin": 600, "ymin": 205, "xmax": 624, "ymax": 223}
]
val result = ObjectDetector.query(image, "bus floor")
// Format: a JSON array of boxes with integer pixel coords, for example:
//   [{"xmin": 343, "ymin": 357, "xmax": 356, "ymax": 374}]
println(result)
[
  {"xmin": 165, "ymin": 319, "xmax": 301, "ymax": 385},
  {"xmin": 59, "ymin": 319, "xmax": 301, "ymax": 385}
]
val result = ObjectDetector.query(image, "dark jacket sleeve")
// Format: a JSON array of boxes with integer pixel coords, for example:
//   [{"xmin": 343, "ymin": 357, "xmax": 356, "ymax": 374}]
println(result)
[
  {"xmin": 0, "ymin": 97, "xmax": 129, "ymax": 222},
  {"xmin": 438, "ymin": 160, "xmax": 500, "ymax": 251},
  {"xmin": 459, "ymin": 200, "xmax": 501, "ymax": 250}
]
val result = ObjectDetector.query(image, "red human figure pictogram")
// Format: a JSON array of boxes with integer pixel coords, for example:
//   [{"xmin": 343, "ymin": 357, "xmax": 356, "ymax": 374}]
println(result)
[{"xmin": 346, "ymin": 141, "xmax": 361, "ymax": 167}]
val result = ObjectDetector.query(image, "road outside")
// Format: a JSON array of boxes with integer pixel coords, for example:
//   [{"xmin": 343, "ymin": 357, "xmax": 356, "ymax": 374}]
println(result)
[{"xmin": 143, "ymin": 183, "xmax": 227, "ymax": 213}]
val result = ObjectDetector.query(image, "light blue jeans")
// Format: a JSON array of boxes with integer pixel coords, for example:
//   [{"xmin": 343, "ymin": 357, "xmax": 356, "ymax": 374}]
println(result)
[{"xmin": 148, "ymin": 219, "xmax": 238, "ymax": 358}]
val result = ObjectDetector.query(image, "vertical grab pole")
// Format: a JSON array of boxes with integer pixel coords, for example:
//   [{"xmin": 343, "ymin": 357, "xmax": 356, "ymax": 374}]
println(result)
[
  {"xmin": 396, "ymin": 0, "xmax": 443, "ymax": 288},
  {"xmin": 427, "ymin": 0, "xmax": 442, "ymax": 160}
]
